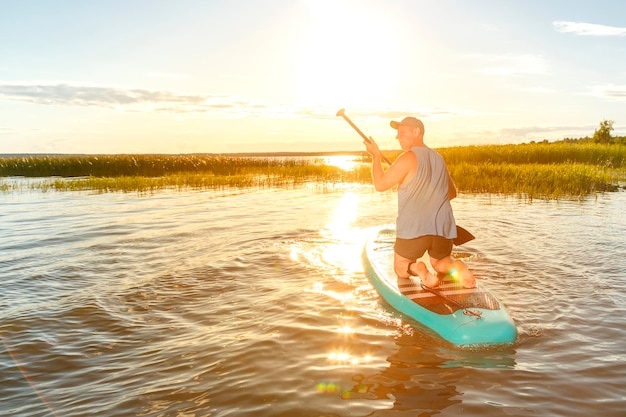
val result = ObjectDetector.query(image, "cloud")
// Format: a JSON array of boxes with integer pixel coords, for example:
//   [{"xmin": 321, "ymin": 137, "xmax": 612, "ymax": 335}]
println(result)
[
  {"xmin": 553, "ymin": 21, "xmax": 626, "ymax": 36},
  {"xmin": 451, "ymin": 124, "xmax": 595, "ymax": 146},
  {"xmin": 468, "ymin": 54, "xmax": 548, "ymax": 76},
  {"xmin": 498, "ymin": 125, "xmax": 590, "ymax": 137},
  {"xmin": 589, "ymin": 84, "xmax": 626, "ymax": 100},
  {"xmin": 0, "ymin": 82, "xmax": 276, "ymax": 116},
  {"xmin": 0, "ymin": 82, "xmax": 474, "ymax": 122}
]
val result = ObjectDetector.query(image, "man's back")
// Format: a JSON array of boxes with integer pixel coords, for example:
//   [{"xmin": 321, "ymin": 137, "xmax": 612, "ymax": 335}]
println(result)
[{"xmin": 396, "ymin": 147, "xmax": 457, "ymax": 240}]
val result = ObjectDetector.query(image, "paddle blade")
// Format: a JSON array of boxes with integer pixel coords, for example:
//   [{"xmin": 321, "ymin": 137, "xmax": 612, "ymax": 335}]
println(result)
[{"xmin": 453, "ymin": 225, "xmax": 475, "ymax": 246}]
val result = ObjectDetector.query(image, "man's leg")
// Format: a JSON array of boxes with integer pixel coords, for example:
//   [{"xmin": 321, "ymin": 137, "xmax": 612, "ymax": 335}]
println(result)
[{"xmin": 394, "ymin": 252, "xmax": 439, "ymax": 288}]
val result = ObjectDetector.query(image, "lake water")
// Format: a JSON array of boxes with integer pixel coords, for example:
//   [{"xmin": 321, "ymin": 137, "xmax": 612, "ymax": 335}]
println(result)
[{"xmin": 1, "ymin": 180, "xmax": 625, "ymax": 416}]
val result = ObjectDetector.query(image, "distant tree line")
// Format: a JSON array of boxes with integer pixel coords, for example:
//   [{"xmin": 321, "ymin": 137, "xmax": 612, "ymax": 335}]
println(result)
[{"xmin": 530, "ymin": 119, "xmax": 625, "ymax": 145}]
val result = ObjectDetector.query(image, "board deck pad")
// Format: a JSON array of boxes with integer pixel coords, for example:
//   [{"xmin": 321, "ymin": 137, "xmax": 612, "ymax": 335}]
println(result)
[
  {"xmin": 371, "ymin": 233, "xmax": 501, "ymax": 316},
  {"xmin": 364, "ymin": 228, "xmax": 517, "ymax": 345},
  {"xmin": 397, "ymin": 276, "xmax": 501, "ymax": 315}
]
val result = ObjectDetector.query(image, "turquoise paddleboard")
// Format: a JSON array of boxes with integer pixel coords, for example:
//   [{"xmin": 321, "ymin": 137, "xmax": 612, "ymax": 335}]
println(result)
[{"xmin": 363, "ymin": 228, "xmax": 517, "ymax": 346}]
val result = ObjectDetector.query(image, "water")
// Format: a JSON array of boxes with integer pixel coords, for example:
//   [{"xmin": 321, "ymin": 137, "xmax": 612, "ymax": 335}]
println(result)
[{"xmin": 1, "ymin": 182, "xmax": 625, "ymax": 416}]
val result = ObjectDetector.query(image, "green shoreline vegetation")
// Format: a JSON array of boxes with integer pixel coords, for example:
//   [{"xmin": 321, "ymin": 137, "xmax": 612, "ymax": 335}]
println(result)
[
  {"xmin": 441, "ymin": 142, "xmax": 626, "ymax": 199},
  {"xmin": 1, "ymin": 140, "xmax": 625, "ymax": 200}
]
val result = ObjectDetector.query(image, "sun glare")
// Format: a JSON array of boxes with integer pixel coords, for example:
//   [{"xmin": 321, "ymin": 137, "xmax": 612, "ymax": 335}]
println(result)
[
  {"xmin": 318, "ymin": 191, "xmax": 367, "ymax": 283},
  {"xmin": 324, "ymin": 191, "xmax": 359, "ymax": 239},
  {"xmin": 322, "ymin": 155, "xmax": 359, "ymax": 171},
  {"xmin": 295, "ymin": 1, "xmax": 399, "ymax": 107}
]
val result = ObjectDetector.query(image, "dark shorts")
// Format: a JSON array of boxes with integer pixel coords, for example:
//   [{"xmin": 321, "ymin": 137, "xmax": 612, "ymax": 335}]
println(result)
[{"xmin": 394, "ymin": 235, "xmax": 453, "ymax": 260}]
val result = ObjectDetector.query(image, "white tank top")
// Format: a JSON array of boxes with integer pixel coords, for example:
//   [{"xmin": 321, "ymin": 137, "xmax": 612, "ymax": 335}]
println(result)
[{"xmin": 396, "ymin": 147, "xmax": 457, "ymax": 239}]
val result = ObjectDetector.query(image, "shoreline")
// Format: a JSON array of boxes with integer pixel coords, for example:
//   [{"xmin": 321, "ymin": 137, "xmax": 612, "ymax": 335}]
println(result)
[
  {"xmin": 2, "ymin": 143, "xmax": 624, "ymax": 199},
  {"xmin": 0, "ymin": 151, "xmax": 367, "ymax": 158}
]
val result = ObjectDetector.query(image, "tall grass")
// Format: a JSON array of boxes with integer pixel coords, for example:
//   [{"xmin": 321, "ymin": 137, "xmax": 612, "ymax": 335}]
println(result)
[
  {"xmin": 382, "ymin": 142, "xmax": 625, "ymax": 199},
  {"xmin": 438, "ymin": 143, "xmax": 626, "ymax": 167},
  {"xmin": 1, "ymin": 143, "xmax": 625, "ymax": 199},
  {"xmin": 0, "ymin": 154, "xmax": 322, "ymax": 177},
  {"xmin": 0, "ymin": 155, "xmax": 369, "ymax": 193},
  {"xmin": 449, "ymin": 162, "xmax": 622, "ymax": 200}
]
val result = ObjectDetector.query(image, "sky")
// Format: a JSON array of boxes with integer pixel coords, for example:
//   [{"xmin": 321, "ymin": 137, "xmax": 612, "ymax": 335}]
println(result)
[{"xmin": 1, "ymin": 0, "xmax": 625, "ymax": 154}]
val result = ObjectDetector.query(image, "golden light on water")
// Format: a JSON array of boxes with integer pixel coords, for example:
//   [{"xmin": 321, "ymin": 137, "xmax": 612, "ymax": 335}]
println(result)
[
  {"xmin": 338, "ymin": 325, "xmax": 354, "ymax": 334},
  {"xmin": 311, "ymin": 282, "xmax": 355, "ymax": 303},
  {"xmin": 321, "ymin": 155, "xmax": 360, "ymax": 172},
  {"xmin": 289, "ymin": 247, "xmax": 299, "ymax": 262},
  {"xmin": 294, "ymin": 191, "xmax": 383, "ymax": 379},
  {"xmin": 327, "ymin": 350, "xmax": 374, "ymax": 367},
  {"xmin": 320, "ymin": 191, "xmax": 364, "ymax": 276},
  {"xmin": 325, "ymin": 191, "xmax": 359, "ymax": 235},
  {"xmin": 290, "ymin": 191, "xmax": 364, "ymax": 278},
  {"xmin": 328, "ymin": 351, "xmax": 350, "ymax": 361}
]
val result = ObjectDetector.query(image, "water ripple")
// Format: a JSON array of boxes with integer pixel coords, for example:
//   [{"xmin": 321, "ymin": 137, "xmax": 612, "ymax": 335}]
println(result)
[{"xmin": 1, "ymin": 188, "xmax": 625, "ymax": 416}]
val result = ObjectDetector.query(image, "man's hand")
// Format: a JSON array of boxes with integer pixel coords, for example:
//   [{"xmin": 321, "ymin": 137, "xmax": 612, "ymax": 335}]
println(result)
[{"xmin": 363, "ymin": 137, "xmax": 382, "ymax": 159}]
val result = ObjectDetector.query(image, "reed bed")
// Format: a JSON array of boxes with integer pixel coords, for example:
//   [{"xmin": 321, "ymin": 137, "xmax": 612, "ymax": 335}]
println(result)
[
  {"xmin": 1, "ymin": 143, "xmax": 625, "ymax": 199},
  {"xmin": 0, "ymin": 154, "xmax": 322, "ymax": 178},
  {"xmin": 437, "ymin": 143, "xmax": 626, "ymax": 168},
  {"xmin": 449, "ymin": 162, "xmax": 622, "ymax": 200},
  {"xmin": 0, "ymin": 155, "xmax": 368, "ymax": 193}
]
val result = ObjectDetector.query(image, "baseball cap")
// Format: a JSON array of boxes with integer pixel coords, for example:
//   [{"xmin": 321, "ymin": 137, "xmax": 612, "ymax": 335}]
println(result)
[{"xmin": 390, "ymin": 117, "xmax": 424, "ymax": 131}]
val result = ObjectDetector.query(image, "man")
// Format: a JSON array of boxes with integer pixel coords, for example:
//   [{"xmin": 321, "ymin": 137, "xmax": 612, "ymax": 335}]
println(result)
[{"xmin": 363, "ymin": 116, "xmax": 476, "ymax": 289}]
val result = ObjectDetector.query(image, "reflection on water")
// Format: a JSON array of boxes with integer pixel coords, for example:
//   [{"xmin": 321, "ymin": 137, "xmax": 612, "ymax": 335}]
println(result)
[
  {"xmin": 321, "ymin": 155, "xmax": 362, "ymax": 172},
  {"xmin": 321, "ymin": 191, "xmax": 365, "ymax": 277},
  {"xmin": 341, "ymin": 332, "xmax": 465, "ymax": 413},
  {"xmin": 1, "ymin": 186, "xmax": 625, "ymax": 416},
  {"xmin": 316, "ymin": 329, "xmax": 519, "ymax": 415}
]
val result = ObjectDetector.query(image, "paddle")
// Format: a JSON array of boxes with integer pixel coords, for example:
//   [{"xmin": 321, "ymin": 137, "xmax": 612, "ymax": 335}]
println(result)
[
  {"xmin": 420, "ymin": 282, "xmax": 482, "ymax": 319},
  {"xmin": 336, "ymin": 108, "xmax": 475, "ymax": 246},
  {"xmin": 336, "ymin": 108, "xmax": 393, "ymax": 165}
]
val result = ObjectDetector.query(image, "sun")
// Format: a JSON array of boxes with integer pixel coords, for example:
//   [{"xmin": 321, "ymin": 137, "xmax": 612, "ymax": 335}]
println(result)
[{"xmin": 294, "ymin": 1, "xmax": 399, "ymax": 108}]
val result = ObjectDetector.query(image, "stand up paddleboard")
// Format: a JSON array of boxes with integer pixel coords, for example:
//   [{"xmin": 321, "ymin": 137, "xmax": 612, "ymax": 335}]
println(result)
[{"xmin": 363, "ymin": 228, "xmax": 517, "ymax": 346}]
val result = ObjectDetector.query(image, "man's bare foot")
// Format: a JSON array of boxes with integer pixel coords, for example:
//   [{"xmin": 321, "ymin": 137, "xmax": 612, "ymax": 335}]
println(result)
[
  {"xmin": 421, "ymin": 271, "xmax": 440, "ymax": 289},
  {"xmin": 460, "ymin": 270, "xmax": 476, "ymax": 288},
  {"xmin": 451, "ymin": 260, "xmax": 476, "ymax": 288},
  {"xmin": 408, "ymin": 261, "xmax": 440, "ymax": 289}
]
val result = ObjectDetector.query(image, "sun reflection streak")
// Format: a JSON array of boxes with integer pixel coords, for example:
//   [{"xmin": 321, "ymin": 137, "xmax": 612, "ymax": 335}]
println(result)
[
  {"xmin": 321, "ymin": 155, "xmax": 360, "ymax": 171},
  {"xmin": 320, "ymin": 192, "xmax": 364, "ymax": 277},
  {"xmin": 289, "ymin": 246, "xmax": 299, "ymax": 262},
  {"xmin": 289, "ymin": 191, "xmax": 366, "ymax": 281},
  {"xmin": 327, "ymin": 349, "xmax": 375, "ymax": 367},
  {"xmin": 338, "ymin": 325, "xmax": 354, "ymax": 334},
  {"xmin": 311, "ymin": 281, "xmax": 355, "ymax": 304},
  {"xmin": 324, "ymin": 191, "xmax": 358, "ymax": 238}
]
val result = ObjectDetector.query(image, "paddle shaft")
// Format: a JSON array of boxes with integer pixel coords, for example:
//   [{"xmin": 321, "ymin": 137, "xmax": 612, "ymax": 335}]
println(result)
[
  {"xmin": 420, "ymin": 283, "xmax": 482, "ymax": 319},
  {"xmin": 336, "ymin": 109, "xmax": 393, "ymax": 165}
]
